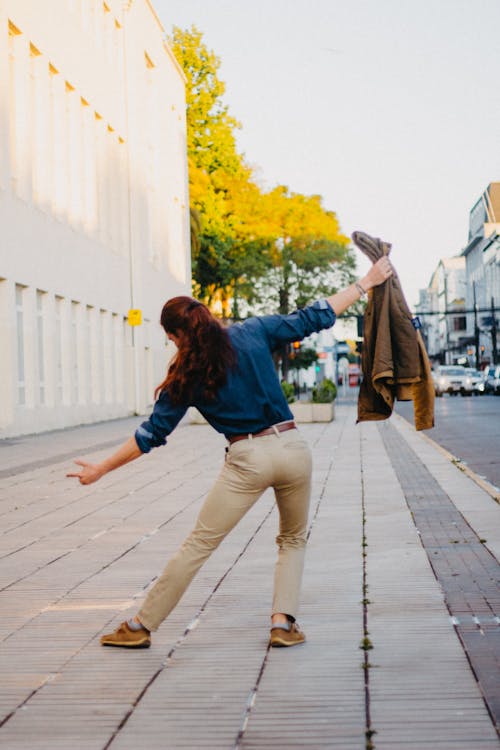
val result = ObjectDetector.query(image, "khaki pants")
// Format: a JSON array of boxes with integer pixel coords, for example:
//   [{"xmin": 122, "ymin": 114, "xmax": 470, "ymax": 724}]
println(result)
[{"xmin": 138, "ymin": 429, "xmax": 312, "ymax": 631}]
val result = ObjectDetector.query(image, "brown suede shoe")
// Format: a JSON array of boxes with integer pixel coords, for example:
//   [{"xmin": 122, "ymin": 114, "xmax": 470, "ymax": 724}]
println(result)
[
  {"xmin": 269, "ymin": 622, "xmax": 306, "ymax": 647},
  {"xmin": 100, "ymin": 621, "xmax": 151, "ymax": 648}
]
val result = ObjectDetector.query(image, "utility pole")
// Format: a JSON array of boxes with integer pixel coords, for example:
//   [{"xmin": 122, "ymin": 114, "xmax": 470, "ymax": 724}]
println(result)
[
  {"xmin": 473, "ymin": 281, "xmax": 480, "ymax": 370},
  {"xmin": 492, "ymin": 296, "xmax": 498, "ymax": 365}
]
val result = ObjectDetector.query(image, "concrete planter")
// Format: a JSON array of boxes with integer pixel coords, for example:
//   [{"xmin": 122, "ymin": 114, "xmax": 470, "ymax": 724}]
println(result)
[
  {"xmin": 190, "ymin": 402, "xmax": 335, "ymax": 426},
  {"xmin": 312, "ymin": 402, "xmax": 335, "ymax": 422},
  {"xmin": 290, "ymin": 402, "xmax": 314, "ymax": 423},
  {"xmin": 290, "ymin": 401, "xmax": 335, "ymax": 423}
]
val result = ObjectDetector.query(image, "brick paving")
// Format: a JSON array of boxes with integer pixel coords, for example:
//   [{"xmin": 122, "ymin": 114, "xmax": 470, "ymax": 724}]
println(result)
[
  {"xmin": 380, "ymin": 419, "xmax": 500, "ymax": 733},
  {"xmin": 0, "ymin": 403, "xmax": 499, "ymax": 749}
]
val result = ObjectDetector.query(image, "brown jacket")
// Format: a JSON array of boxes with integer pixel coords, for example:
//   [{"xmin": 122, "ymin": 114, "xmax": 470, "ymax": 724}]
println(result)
[{"xmin": 352, "ymin": 232, "xmax": 434, "ymax": 431}]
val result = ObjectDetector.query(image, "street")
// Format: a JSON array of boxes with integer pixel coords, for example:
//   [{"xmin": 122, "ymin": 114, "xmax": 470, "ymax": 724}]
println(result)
[{"xmin": 395, "ymin": 393, "xmax": 500, "ymax": 490}]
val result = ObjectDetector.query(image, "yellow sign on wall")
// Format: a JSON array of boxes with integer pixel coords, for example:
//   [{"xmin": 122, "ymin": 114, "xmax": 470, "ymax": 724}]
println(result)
[{"xmin": 128, "ymin": 309, "xmax": 142, "ymax": 326}]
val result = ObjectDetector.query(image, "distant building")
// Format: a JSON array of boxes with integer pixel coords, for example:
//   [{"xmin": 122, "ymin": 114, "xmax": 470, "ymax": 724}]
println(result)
[
  {"xmin": 416, "ymin": 257, "xmax": 467, "ymax": 365},
  {"xmin": 434, "ymin": 257, "xmax": 467, "ymax": 364},
  {"xmin": 461, "ymin": 182, "xmax": 500, "ymax": 366},
  {"xmin": 417, "ymin": 182, "xmax": 500, "ymax": 368},
  {"xmin": 415, "ymin": 284, "xmax": 438, "ymax": 358},
  {"xmin": 0, "ymin": 0, "xmax": 190, "ymax": 437}
]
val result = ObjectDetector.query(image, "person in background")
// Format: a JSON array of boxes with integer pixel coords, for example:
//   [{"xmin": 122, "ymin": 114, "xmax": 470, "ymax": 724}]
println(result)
[{"xmin": 68, "ymin": 256, "xmax": 393, "ymax": 649}]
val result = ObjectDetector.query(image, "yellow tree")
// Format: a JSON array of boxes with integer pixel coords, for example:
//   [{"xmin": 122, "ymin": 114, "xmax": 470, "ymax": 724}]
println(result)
[
  {"xmin": 170, "ymin": 26, "xmax": 251, "ymax": 314},
  {"xmin": 252, "ymin": 186, "xmax": 353, "ymax": 314},
  {"xmin": 170, "ymin": 26, "xmax": 355, "ymax": 321}
]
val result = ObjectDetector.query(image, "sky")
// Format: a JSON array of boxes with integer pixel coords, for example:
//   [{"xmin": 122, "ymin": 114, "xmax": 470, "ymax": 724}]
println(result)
[{"xmin": 153, "ymin": 0, "xmax": 500, "ymax": 307}]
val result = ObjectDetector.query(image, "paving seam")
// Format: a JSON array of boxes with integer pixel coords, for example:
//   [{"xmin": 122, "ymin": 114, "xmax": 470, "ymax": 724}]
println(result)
[
  {"xmin": 0, "ymin": 446, "xmax": 204, "ymax": 531},
  {"xmin": 0, "ymin": 438, "xmax": 130, "ymax": 479},
  {"xmin": 0, "ymin": 501, "xmax": 276, "ymax": 735},
  {"xmin": 0, "ymin": 418, "xmax": 195, "ymax": 480},
  {"xmin": 359, "ymin": 433, "xmax": 375, "ymax": 749},
  {"xmin": 0, "ymin": 485, "xmax": 207, "ymax": 644},
  {"xmin": 0, "ymin": 472, "xmax": 206, "ymax": 593},
  {"xmin": 234, "ymin": 412, "xmax": 351, "ymax": 750},
  {"xmin": 378, "ymin": 420, "xmax": 500, "ymax": 735},
  {"xmin": 0, "ymin": 473, "xmax": 188, "ymax": 560},
  {"xmin": 103, "ymin": 502, "xmax": 277, "ymax": 750}
]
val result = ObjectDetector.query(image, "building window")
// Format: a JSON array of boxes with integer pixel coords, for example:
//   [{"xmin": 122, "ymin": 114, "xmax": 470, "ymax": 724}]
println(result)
[
  {"xmin": 86, "ymin": 304, "xmax": 95, "ymax": 404},
  {"xmin": 452, "ymin": 316, "xmax": 467, "ymax": 332},
  {"xmin": 101, "ymin": 309, "xmax": 112, "ymax": 403},
  {"xmin": 71, "ymin": 301, "xmax": 79, "ymax": 403},
  {"xmin": 36, "ymin": 290, "xmax": 46, "ymax": 404},
  {"xmin": 55, "ymin": 295, "xmax": 64, "ymax": 404},
  {"xmin": 15, "ymin": 285, "xmax": 26, "ymax": 405}
]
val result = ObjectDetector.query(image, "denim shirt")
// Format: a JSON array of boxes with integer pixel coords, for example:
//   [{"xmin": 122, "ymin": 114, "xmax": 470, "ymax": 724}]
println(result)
[{"xmin": 135, "ymin": 300, "xmax": 336, "ymax": 453}]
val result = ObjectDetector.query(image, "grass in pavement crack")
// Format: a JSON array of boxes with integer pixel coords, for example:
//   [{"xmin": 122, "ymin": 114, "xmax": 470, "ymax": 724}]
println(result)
[{"xmin": 360, "ymin": 435, "xmax": 376, "ymax": 750}]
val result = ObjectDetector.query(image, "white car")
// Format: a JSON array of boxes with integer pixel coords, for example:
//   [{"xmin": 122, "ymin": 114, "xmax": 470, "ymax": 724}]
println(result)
[
  {"xmin": 433, "ymin": 366, "xmax": 473, "ymax": 397},
  {"xmin": 483, "ymin": 365, "xmax": 500, "ymax": 395},
  {"xmin": 468, "ymin": 369, "xmax": 485, "ymax": 395}
]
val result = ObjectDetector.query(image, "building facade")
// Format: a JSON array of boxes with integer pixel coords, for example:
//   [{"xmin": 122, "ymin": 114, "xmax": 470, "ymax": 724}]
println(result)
[
  {"xmin": 461, "ymin": 183, "xmax": 500, "ymax": 367},
  {"xmin": 416, "ymin": 257, "xmax": 467, "ymax": 365},
  {"xmin": 416, "ymin": 183, "xmax": 500, "ymax": 368},
  {"xmin": 0, "ymin": 0, "xmax": 190, "ymax": 437}
]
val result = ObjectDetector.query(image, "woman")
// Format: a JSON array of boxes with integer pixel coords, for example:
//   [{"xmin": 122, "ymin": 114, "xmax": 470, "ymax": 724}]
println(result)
[{"xmin": 68, "ymin": 257, "xmax": 393, "ymax": 648}]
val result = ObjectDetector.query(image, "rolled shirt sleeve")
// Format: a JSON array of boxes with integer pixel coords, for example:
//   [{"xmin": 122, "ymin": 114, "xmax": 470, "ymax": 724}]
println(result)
[
  {"xmin": 257, "ymin": 299, "xmax": 336, "ymax": 351},
  {"xmin": 134, "ymin": 390, "xmax": 187, "ymax": 453}
]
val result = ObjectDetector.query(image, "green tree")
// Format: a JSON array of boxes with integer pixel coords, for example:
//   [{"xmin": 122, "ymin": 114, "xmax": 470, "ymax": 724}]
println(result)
[
  {"xmin": 257, "ymin": 187, "xmax": 353, "ymax": 315},
  {"xmin": 289, "ymin": 346, "xmax": 318, "ymax": 372}
]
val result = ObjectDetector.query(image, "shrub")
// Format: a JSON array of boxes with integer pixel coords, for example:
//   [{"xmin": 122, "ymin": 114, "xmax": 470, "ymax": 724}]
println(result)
[
  {"xmin": 312, "ymin": 378, "xmax": 337, "ymax": 403},
  {"xmin": 281, "ymin": 380, "xmax": 295, "ymax": 403}
]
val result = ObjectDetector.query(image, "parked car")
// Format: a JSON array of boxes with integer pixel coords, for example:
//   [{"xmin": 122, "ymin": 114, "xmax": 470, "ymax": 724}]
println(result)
[
  {"xmin": 468, "ymin": 369, "xmax": 485, "ymax": 395},
  {"xmin": 433, "ymin": 366, "xmax": 473, "ymax": 397},
  {"xmin": 483, "ymin": 365, "xmax": 500, "ymax": 394}
]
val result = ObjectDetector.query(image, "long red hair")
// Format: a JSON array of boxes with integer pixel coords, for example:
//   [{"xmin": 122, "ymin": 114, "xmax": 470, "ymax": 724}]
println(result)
[{"xmin": 155, "ymin": 297, "xmax": 236, "ymax": 404}]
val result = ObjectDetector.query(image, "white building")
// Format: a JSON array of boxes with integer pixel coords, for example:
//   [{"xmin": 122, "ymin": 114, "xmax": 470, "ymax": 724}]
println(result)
[
  {"xmin": 415, "ymin": 285, "xmax": 439, "ymax": 359},
  {"xmin": 0, "ymin": 0, "xmax": 190, "ymax": 437},
  {"xmin": 431, "ymin": 257, "xmax": 466, "ymax": 364},
  {"xmin": 416, "ymin": 257, "xmax": 467, "ymax": 365},
  {"xmin": 461, "ymin": 183, "xmax": 500, "ymax": 367}
]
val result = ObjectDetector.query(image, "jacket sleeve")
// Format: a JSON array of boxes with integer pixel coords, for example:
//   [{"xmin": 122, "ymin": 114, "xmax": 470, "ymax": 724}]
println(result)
[
  {"xmin": 134, "ymin": 390, "xmax": 187, "ymax": 453},
  {"xmin": 256, "ymin": 300, "xmax": 336, "ymax": 351}
]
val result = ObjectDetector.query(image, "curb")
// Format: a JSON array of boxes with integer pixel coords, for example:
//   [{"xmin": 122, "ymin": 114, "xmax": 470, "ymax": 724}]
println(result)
[{"xmin": 393, "ymin": 413, "xmax": 500, "ymax": 504}]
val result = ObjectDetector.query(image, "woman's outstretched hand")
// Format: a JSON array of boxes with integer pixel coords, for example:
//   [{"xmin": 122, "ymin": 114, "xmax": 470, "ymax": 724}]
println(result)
[
  {"xmin": 67, "ymin": 460, "xmax": 104, "ymax": 485},
  {"xmin": 66, "ymin": 437, "xmax": 143, "ymax": 485}
]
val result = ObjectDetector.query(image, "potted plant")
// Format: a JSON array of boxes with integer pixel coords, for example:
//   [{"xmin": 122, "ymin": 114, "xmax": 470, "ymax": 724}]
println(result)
[
  {"xmin": 283, "ymin": 378, "xmax": 336, "ymax": 423},
  {"xmin": 311, "ymin": 378, "xmax": 337, "ymax": 422}
]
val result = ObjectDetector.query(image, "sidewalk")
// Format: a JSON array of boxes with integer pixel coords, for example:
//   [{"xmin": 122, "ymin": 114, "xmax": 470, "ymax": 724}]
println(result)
[{"xmin": 0, "ymin": 402, "xmax": 498, "ymax": 749}]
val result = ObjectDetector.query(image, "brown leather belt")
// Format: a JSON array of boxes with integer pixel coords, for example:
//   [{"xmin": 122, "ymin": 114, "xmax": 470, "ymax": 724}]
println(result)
[{"xmin": 228, "ymin": 420, "xmax": 297, "ymax": 444}]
